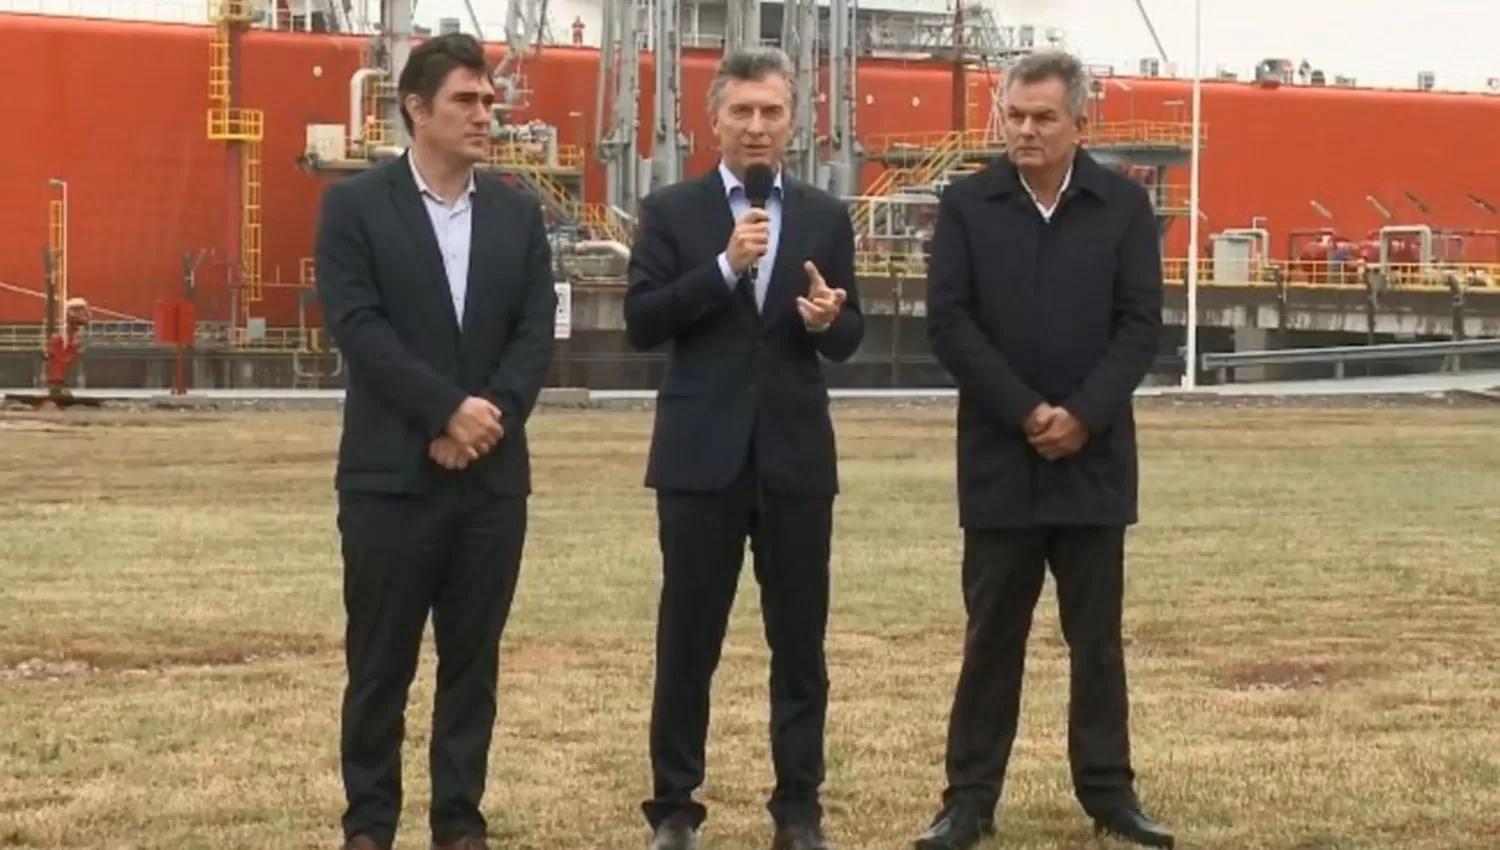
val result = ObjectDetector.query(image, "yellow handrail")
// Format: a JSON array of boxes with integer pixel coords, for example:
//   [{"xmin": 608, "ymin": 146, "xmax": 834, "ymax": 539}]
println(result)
[
  {"xmin": 846, "ymin": 253, "xmax": 1500, "ymax": 291},
  {"xmin": 851, "ymin": 131, "xmax": 968, "ymax": 233},
  {"xmin": 579, "ymin": 203, "xmax": 632, "ymax": 244},
  {"xmin": 510, "ymin": 165, "xmax": 579, "ymax": 221},
  {"xmin": 862, "ymin": 121, "xmax": 1206, "ymax": 156}
]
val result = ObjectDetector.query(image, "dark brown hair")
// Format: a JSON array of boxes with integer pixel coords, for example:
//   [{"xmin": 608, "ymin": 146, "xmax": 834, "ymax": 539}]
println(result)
[{"xmin": 397, "ymin": 32, "xmax": 491, "ymax": 134}]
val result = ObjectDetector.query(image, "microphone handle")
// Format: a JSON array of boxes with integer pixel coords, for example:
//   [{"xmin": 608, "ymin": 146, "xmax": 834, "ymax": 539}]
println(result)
[{"xmin": 746, "ymin": 200, "xmax": 767, "ymax": 283}]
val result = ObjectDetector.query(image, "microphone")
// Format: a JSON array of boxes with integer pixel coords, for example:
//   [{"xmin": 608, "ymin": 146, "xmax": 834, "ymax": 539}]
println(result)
[{"xmin": 742, "ymin": 163, "xmax": 775, "ymax": 284}]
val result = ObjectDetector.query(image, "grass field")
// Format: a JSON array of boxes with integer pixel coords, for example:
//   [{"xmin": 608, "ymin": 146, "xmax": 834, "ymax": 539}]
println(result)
[{"xmin": 2, "ymin": 398, "xmax": 1498, "ymax": 850}]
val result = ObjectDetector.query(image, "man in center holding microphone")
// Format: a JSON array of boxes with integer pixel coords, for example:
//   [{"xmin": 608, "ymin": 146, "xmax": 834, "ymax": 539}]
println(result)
[{"xmin": 624, "ymin": 45, "xmax": 865, "ymax": 850}]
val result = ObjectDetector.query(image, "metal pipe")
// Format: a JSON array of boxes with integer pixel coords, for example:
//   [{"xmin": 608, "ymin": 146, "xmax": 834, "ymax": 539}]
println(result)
[
  {"xmin": 349, "ymin": 68, "xmax": 383, "ymax": 142},
  {"xmin": 571, "ymin": 240, "xmax": 630, "ymax": 259},
  {"xmin": 1182, "ymin": 0, "xmax": 1201, "ymax": 389}
]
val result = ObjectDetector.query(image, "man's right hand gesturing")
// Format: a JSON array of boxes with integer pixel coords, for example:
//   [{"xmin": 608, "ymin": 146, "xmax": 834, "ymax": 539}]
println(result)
[{"xmin": 726, "ymin": 208, "xmax": 771, "ymax": 277}]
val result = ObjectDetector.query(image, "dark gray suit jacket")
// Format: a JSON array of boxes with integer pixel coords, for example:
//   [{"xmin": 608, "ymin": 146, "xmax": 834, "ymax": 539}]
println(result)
[
  {"xmin": 314, "ymin": 153, "xmax": 557, "ymax": 496},
  {"xmin": 624, "ymin": 168, "xmax": 864, "ymax": 496}
]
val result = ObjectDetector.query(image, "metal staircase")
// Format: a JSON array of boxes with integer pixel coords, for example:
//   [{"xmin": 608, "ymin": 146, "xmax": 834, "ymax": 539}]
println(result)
[
  {"xmin": 579, "ymin": 203, "xmax": 632, "ymax": 244},
  {"xmin": 507, "ymin": 165, "xmax": 578, "ymax": 226},
  {"xmin": 852, "ymin": 130, "xmax": 999, "ymax": 237}
]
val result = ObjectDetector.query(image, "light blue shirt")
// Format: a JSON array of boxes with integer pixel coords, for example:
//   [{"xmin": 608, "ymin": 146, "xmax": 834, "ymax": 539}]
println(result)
[
  {"xmin": 714, "ymin": 160, "xmax": 783, "ymax": 311},
  {"xmin": 409, "ymin": 150, "xmax": 476, "ymax": 325}
]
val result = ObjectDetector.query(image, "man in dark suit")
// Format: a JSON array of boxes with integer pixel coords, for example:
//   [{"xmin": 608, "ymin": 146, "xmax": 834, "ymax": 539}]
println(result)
[
  {"xmin": 912, "ymin": 51, "xmax": 1174, "ymax": 850},
  {"xmin": 624, "ymin": 45, "xmax": 864, "ymax": 850},
  {"xmin": 313, "ymin": 32, "xmax": 557, "ymax": 850}
]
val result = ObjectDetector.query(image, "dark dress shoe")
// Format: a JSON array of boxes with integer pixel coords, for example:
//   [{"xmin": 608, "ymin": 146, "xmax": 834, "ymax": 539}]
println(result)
[
  {"xmin": 432, "ymin": 837, "xmax": 489, "ymax": 850},
  {"xmin": 1092, "ymin": 804, "xmax": 1174, "ymax": 848},
  {"xmin": 652, "ymin": 813, "xmax": 698, "ymax": 850},
  {"xmin": 342, "ymin": 836, "xmax": 385, "ymax": 850},
  {"xmin": 772, "ymin": 822, "xmax": 832, "ymax": 850},
  {"xmin": 912, "ymin": 805, "xmax": 994, "ymax": 850}
]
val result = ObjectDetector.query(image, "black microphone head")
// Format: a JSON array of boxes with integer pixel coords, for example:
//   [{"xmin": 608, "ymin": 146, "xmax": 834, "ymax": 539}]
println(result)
[{"xmin": 743, "ymin": 163, "xmax": 775, "ymax": 209}]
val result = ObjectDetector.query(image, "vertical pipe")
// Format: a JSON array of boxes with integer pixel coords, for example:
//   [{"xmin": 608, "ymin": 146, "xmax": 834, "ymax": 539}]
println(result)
[{"xmin": 1183, "ymin": 0, "xmax": 1201, "ymax": 389}]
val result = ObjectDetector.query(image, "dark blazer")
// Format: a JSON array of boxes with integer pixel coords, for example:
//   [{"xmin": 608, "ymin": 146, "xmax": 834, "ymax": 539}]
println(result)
[
  {"xmin": 624, "ymin": 167, "xmax": 864, "ymax": 496},
  {"xmin": 926, "ymin": 149, "xmax": 1163, "ymax": 528},
  {"xmin": 314, "ymin": 153, "xmax": 557, "ymax": 497}
]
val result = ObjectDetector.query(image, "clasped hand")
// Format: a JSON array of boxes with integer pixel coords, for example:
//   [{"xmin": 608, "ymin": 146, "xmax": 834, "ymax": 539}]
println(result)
[
  {"xmin": 430, "ymin": 396, "xmax": 503, "ymax": 470},
  {"xmin": 1026, "ymin": 403, "xmax": 1086, "ymax": 461}
]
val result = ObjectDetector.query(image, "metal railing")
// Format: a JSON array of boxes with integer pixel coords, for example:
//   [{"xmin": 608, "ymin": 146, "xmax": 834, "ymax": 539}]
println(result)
[
  {"xmin": 863, "ymin": 128, "xmax": 996, "ymax": 157},
  {"xmin": 0, "ymin": 322, "xmax": 328, "ymax": 353},
  {"xmin": 1081, "ymin": 120, "xmax": 1205, "ymax": 148},
  {"xmin": 844, "ymin": 252, "xmax": 1500, "ymax": 291},
  {"xmin": 855, "ymin": 251, "xmax": 929, "ymax": 279},
  {"xmin": 861, "ymin": 121, "xmax": 1204, "ymax": 159},
  {"xmin": 578, "ymin": 203, "xmax": 633, "ymax": 244},
  {"xmin": 485, "ymin": 141, "xmax": 585, "ymax": 172},
  {"xmin": 1201, "ymin": 338, "xmax": 1500, "ymax": 382},
  {"xmin": 1161, "ymin": 258, "xmax": 1500, "ymax": 291},
  {"xmin": 1153, "ymin": 184, "xmax": 1192, "ymax": 216}
]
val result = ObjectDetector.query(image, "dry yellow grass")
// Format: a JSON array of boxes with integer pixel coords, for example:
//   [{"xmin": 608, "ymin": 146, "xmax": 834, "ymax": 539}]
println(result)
[{"xmin": 1, "ymin": 398, "xmax": 1498, "ymax": 850}]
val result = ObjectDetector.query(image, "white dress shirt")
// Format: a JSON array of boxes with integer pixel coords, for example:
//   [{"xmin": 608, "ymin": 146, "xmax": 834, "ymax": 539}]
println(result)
[
  {"xmin": 1018, "ymin": 164, "xmax": 1073, "ymax": 222},
  {"xmin": 714, "ymin": 160, "xmax": 783, "ymax": 311},
  {"xmin": 409, "ymin": 150, "xmax": 477, "ymax": 324}
]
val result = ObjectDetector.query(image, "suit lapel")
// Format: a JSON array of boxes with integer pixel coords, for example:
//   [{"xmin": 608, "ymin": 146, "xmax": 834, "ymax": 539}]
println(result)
[
  {"xmin": 388, "ymin": 159, "xmax": 461, "ymax": 340},
  {"xmin": 460, "ymin": 184, "xmax": 499, "ymax": 346},
  {"xmin": 762, "ymin": 179, "xmax": 803, "ymax": 327},
  {"xmin": 702, "ymin": 170, "xmax": 736, "ymax": 260}
]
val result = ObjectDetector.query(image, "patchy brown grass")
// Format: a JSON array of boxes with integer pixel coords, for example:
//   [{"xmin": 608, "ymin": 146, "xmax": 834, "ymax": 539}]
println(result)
[{"xmin": 1, "ymin": 400, "xmax": 1498, "ymax": 850}]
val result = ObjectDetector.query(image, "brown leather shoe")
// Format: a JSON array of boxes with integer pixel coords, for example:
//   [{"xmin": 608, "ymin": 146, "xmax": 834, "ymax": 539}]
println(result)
[
  {"xmin": 342, "ymin": 836, "xmax": 385, "ymax": 850},
  {"xmin": 432, "ymin": 836, "xmax": 489, "ymax": 850}
]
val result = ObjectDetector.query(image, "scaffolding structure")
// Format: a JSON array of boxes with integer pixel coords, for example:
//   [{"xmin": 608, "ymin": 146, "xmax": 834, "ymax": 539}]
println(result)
[
  {"xmin": 276, "ymin": 1, "xmax": 1201, "ymax": 330},
  {"xmin": 299, "ymin": 0, "xmax": 611, "ymax": 240}
]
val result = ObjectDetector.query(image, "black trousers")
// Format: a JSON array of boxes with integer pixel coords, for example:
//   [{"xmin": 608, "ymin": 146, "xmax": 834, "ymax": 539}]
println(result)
[
  {"xmin": 642, "ymin": 451, "xmax": 833, "ymax": 831},
  {"xmin": 941, "ymin": 525, "xmax": 1135, "ymax": 818},
  {"xmin": 336, "ymin": 474, "xmax": 527, "ymax": 848}
]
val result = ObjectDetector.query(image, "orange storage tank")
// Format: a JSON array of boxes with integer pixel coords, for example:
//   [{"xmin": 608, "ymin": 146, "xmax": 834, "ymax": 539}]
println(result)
[{"xmin": 6, "ymin": 15, "xmax": 1500, "ymax": 327}]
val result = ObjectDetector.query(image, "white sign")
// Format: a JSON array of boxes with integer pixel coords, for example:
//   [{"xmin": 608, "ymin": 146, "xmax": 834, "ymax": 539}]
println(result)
[{"xmin": 554, "ymin": 281, "xmax": 572, "ymax": 340}]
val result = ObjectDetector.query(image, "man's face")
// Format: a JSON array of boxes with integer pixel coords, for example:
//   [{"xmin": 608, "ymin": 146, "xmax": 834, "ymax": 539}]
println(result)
[
  {"xmin": 710, "ymin": 73, "xmax": 793, "ymax": 175},
  {"xmin": 1002, "ymin": 76, "xmax": 1082, "ymax": 171},
  {"xmin": 407, "ymin": 65, "xmax": 495, "ymax": 163}
]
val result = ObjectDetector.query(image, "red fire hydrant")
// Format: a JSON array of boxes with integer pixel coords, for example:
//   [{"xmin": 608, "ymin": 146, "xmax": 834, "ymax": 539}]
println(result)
[{"xmin": 43, "ymin": 297, "xmax": 90, "ymax": 400}]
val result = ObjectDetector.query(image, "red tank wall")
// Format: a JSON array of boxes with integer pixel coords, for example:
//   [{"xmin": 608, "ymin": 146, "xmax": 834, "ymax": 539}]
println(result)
[
  {"xmin": 1077, "ymin": 77, "xmax": 1500, "ymax": 261},
  {"xmin": 240, "ymin": 30, "xmax": 368, "ymax": 325},
  {"xmin": 5, "ymin": 15, "xmax": 1500, "ymax": 326},
  {"xmin": 0, "ymin": 16, "xmax": 230, "ymax": 324}
]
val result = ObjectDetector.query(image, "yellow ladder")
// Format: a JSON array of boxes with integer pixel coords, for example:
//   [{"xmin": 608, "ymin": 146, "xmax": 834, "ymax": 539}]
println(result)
[
  {"xmin": 242, "ymin": 139, "xmax": 263, "ymax": 302},
  {"xmin": 206, "ymin": 0, "xmax": 264, "ymax": 303}
]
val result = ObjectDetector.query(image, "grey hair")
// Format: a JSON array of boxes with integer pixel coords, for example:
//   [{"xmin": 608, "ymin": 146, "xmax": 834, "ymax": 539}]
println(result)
[
  {"xmin": 708, "ymin": 45, "xmax": 796, "ymax": 114},
  {"xmin": 1005, "ymin": 50, "xmax": 1092, "ymax": 119}
]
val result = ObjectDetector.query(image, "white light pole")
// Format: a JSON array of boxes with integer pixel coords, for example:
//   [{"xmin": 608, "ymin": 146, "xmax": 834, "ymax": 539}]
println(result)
[{"xmin": 1182, "ymin": 0, "xmax": 1202, "ymax": 389}]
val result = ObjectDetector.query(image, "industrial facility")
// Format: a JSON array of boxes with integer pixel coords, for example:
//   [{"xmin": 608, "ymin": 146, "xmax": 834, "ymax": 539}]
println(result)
[{"xmin": 2, "ymin": 0, "xmax": 1499, "ymax": 392}]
